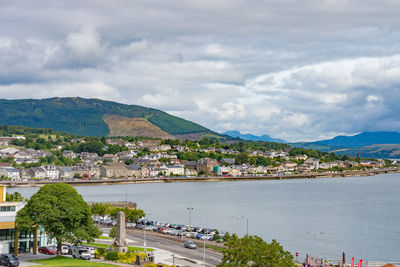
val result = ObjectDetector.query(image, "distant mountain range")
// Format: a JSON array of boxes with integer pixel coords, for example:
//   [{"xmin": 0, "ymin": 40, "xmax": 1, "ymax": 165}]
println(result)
[
  {"xmin": 315, "ymin": 132, "xmax": 400, "ymax": 147},
  {"xmin": 223, "ymin": 130, "xmax": 400, "ymax": 158},
  {"xmin": 222, "ymin": 130, "xmax": 286, "ymax": 143},
  {"xmin": 293, "ymin": 132, "xmax": 400, "ymax": 159},
  {"xmin": 0, "ymin": 97, "xmax": 219, "ymax": 140}
]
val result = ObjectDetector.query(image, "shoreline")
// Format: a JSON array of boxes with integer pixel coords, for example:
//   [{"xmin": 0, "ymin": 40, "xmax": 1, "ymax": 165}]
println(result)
[{"xmin": 3, "ymin": 167, "xmax": 399, "ymax": 188}]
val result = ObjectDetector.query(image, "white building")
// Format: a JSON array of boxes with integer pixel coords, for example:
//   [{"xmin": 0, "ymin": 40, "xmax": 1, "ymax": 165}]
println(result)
[
  {"xmin": 165, "ymin": 165, "xmax": 185, "ymax": 176},
  {"xmin": 0, "ymin": 185, "xmax": 52, "ymax": 254},
  {"xmin": 44, "ymin": 165, "xmax": 60, "ymax": 179},
  {"xmin": 0, "ymin": 168, "xmax": 20, "ymax": 180}
]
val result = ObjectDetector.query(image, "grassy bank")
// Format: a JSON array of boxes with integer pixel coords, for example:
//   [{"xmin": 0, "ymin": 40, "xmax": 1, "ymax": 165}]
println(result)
[{"xmin": 29, "ymin": 256, "xmax": 116, "ymax": 266}]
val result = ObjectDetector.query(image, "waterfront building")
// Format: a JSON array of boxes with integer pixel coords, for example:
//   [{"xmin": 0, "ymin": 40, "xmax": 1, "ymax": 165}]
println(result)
[
  {"xmin": 197, "ymin": 158, "xmax": 218, "ymax": 175},
  {"xmin": 99, "ymin": 162, "xmax": 130, "ymax": 178},
  {"xmin": 0, "ymin": 185, "xmax": 50, "ymax": 254}
]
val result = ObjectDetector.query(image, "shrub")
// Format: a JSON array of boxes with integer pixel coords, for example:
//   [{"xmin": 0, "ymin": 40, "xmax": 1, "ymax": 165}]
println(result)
[
  {"xmin": 97, "ymin": 247, "xmax": 106, "ymax": 255},
  {"xmin": 115, "ymin": 252, "xmax": 147, "ymax": 263},
  {"xmin": 144, "ymin": 264, "xmax": 176, "ymax": 267},
  {"xmin": 118, "ymin": 252, "xmax": 128, "ymax": 260},
  {"xmin": 106, "ymin": 251, "xmax": 119, "ymax": 261}
]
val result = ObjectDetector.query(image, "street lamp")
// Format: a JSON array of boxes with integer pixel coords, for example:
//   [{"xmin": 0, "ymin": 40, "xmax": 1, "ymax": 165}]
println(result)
[
  {"xmin": 144, "ymin": 213, "xmax": 151, "ymax": 253},
  {"xmin": 241, "ymin": 216, "xmax": 248, "ymax": 236},
  {"xmin": 204, "ymin": 219, "xmax": 208, "ymax": 267},
  {"xmin": 306, "ymin": 232, "xmax": 324, "ymax": 264},
  {"xmin": 187, "ymin": 208, "xmax": 193, "ymax": 232}
]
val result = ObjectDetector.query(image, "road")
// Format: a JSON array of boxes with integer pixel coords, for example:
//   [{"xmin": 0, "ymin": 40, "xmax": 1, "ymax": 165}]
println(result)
[{"xmin": 125, "ymin": 229, "xmax": 222, "ymax": 267}]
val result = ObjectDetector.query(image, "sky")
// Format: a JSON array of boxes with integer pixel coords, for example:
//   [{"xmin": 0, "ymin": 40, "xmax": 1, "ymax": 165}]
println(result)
[{"xmin": 1, "ymin": 0, "xmax": 400, "ymax": 142}]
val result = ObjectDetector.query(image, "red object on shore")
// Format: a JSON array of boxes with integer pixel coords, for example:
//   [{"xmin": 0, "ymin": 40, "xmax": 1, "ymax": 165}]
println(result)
[
  {"xmin": 296, "ymin": 252, "xmax": 298, "ymax": 257},
  {"xmin": 358, "ymin": 259, "xmax": 363, "ymax": 267},
  {"xmin": 351, "ymin": 257, "xmax": 355, "ymax": 267}
]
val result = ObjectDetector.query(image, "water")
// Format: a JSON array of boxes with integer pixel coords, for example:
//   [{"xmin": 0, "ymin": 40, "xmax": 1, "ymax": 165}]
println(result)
[{"xmin": 9, "ymin": 174, "xmax": 400, "ymax": 261}]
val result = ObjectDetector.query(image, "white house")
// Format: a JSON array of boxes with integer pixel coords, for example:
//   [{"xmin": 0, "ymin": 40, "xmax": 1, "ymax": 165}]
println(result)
[
  {"xmin": 44, "ymin": 165, "xmax": 60, "ymax": 179},
  {"xmin": 165, "ymin": 165, "xmax": 185, "ymax": 176},
  {"xmin": 0, "ymin": 168, "xmax": 20, "ymax": 180}
]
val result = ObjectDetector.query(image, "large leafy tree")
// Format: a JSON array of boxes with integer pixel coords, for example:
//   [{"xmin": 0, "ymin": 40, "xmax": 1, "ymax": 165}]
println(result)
[
  {"xmin": 107, "ymin": 206, "xmax": 145, "ymax": 222},
  {"xmin": 16, "ymin": 183, "xmax": 99, "ymax": 256},
  {"xmin": 91, "ymin": 202, "xmax": 110, "ymax": 219},
  {"xmin": 218, "ymin": 235, "xmax": 295, "ymax": 267}
]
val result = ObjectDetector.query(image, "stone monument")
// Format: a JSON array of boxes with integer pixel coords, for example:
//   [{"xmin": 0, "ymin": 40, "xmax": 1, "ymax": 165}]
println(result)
[{"xmin": 113, "ymin": 211, "xmax": 128, "ymax": 252}]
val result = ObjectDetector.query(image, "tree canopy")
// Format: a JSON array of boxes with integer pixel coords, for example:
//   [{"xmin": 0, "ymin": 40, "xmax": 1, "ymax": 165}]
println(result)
[
  {"xmin": 16, "ymin": 183, "xmax": 99, "ymax": 255},
  {"xmin": 218, "ymin": 235, "xmax": 295, "ymax": 267},
  {"xmin": 6, "ymin": 192, "xmax": 25, "ymax": 202}
]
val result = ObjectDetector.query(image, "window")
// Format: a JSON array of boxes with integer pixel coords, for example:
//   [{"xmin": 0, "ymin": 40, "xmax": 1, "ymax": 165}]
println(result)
[{"xmin": 0, "ymin": 206, "xmax": 16, "ymax": 212}]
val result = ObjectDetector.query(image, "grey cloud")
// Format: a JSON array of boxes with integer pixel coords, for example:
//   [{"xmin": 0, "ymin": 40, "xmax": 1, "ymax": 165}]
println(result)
[{"xmin": 0, "ymin": 0, "xmax": 400, "ymax": 141}]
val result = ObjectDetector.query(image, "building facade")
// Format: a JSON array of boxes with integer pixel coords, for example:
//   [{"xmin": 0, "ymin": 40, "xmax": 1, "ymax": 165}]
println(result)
[{"xmin": 0, "ymin": 185, "xmax": 51, "ymax": 254}]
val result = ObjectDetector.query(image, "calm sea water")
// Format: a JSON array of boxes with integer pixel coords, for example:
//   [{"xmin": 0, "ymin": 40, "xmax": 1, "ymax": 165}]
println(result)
[{"xmin": 9, "ymin": 174, "xmax": 400, "ymax": 261}]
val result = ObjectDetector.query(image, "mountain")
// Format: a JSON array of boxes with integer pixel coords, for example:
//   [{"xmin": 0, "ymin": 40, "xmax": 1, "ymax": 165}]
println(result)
[
  {"xmin": 315, "ymin": 132, "xmax": 400, "ymax": 147},
  {"xmin": 0, "ymin": 97, "xmax": 218, "ymax": 139},
  {"xmin": 222, "ymin": 130, "xmax": 286, "ymax": 143},
  {"xmin": 332, "ymin": 144, "xmax": 400, "ymax": 159},
  {"xmin": 293, "ymin": 131, "xmax": 400, "ymax": 159}
]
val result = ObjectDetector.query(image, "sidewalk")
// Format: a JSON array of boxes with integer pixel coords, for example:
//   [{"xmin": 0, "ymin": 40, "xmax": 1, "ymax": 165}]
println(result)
[{"xmin": 17, "ymin": 253, "xmax": 55, "ymax": 267}]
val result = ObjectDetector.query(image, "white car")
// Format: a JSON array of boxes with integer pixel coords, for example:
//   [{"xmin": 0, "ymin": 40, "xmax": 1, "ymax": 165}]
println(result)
[
  {"xmin": 71, "ymin": 246, "xmax": 91, "ymax": 260},
  {"xmin": 87, "ymin": 247, "xmax": 96, "ymax": 258},
  {"xmin": 61, "ymin": 245, "xmax": 69, "ymax": 255}
]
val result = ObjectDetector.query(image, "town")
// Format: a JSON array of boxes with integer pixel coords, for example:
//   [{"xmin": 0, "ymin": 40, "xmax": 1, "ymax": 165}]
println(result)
[{"xmin": 0, "ymin": 127, "xmax": 395, "ymax": 182}]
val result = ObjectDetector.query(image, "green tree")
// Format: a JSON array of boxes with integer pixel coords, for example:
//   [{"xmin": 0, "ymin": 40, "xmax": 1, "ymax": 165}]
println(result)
[
  {"xmin": 218, "ymin": 235, "xmax": 295, "ymax": 267},
  {"xmin": 124, "ymin": 159, "xmax": 134, "ymax": 165},
  {"xmin": 109, "ymin": 226, "xmax": 116, "ymax": 239},
  {"xmin": 15, "ymin": 183, "xmax": 99, "ymax": 256},
  {"xmin": 125, "ymin": 208, "xmax": 145, "ymax": 222},
  {"xmin": 91, "ymin": 203, "xmax": 110, "ymax": 219},
  {"xmin": 6, "ymin": 192, "xmax": 24, "ymax": 202},
  {"xmin": 235, "ymin": 153, "xmax": 249, "ymax": 165}
]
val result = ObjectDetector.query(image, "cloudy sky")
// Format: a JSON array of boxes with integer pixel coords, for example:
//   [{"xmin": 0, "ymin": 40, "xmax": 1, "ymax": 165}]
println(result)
[{"xmin": 1, "ymin": 0, "xmax": 400, "ymax": 141}]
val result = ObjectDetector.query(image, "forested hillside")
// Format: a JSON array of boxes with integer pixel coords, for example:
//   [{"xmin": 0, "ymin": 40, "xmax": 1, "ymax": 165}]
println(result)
[{"xmin": 0, "ymin": 98, "xmax": 213, "ymax": 137}]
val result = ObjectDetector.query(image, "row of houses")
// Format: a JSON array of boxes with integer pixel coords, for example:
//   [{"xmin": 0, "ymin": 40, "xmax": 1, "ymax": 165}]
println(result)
[{"xmin": 0, "ymin": 148, "xmax": 51, "ymax": 164}]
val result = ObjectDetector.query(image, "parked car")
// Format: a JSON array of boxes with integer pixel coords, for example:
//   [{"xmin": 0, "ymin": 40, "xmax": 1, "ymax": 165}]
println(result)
[
  {"xmin": 61, "ymin": 245, "xmax": 69, "ymax": 255},
  {"xmin": 195, "ymin": 233, "xmax": 204, "ymax": 239},
  {"xmin": 38, "ymin": 246, "xmax": 56, "ymax": 255},
  {"xmin": 71, "ymin": 246, "xmax": 91, "ymax": 260},
  {"xmin": 0, "ymin": 254, "xmax": 19, "ymax": 267},
  {"xmin": 184, "ymin": 241, "xmax": 197, "ymax": 249},
  {"xmin": 87, "ymin": 247, "xmax": 96, "ymax": 258}
]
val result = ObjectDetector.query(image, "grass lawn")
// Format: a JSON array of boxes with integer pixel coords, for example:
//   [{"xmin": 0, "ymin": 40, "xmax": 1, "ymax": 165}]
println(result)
[
  {"xmin": 97, "ymin": 236, "xmax": 112, "ymax": 240},
  {"xmin": 83, "ymin": 242, "xmax": 154, "ymax": 252},
  {"xmin": 200, "ymin": 244, "xmax": 224, "ymax": 252},
  {"xmin": 29, "ymin": 256, "xmax": 116, "ymax": 266}
]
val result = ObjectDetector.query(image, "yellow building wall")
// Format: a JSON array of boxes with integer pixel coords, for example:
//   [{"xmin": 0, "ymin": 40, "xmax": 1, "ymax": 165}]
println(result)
[
  {"xmin": 0, "ymin": 185, "xmax": 4, "ymax": 202},
  {"xmin": 0, "ymin": 222, "xmax": 14, "ymax": 230}
]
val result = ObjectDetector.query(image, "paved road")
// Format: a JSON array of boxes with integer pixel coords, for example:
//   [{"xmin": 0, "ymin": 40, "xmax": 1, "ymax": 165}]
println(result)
[{"xmin": 125, "ymin": 230, "xmax": 222, "ymax": 267}]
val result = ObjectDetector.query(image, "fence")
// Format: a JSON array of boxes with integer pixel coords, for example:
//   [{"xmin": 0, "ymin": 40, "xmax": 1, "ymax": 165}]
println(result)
[{"xmin": 305, "ymin": 254, "xmax": 400, "ymax": 267}]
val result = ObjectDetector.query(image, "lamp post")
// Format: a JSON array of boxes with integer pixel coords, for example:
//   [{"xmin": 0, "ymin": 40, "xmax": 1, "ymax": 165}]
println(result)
[
  {"xmin": 187, "ymin": 207, "xmax": 193, "ymax": 233},
  {"xmin": 241, "ymin": 216, "xmax": 248, "ymax": 236},
  {"xmin": 144, "ymin": 229, "xmax": 147, "ymax": 252},
  {"xmin": 204, "ymin": 219, "xmax": 208, "ymax": 267},
  {"xmin": 144, "ymin": 213, "xmax": 151, "ymax": 253},
  {"xmin": 307, "ymin": 232, "xmax": 324, "ymax": 264}
]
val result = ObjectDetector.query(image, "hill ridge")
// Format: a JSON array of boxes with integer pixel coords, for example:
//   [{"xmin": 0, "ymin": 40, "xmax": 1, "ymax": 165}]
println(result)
[{"xmin": 0, "ymin": 97, "xmax": 215, "ymax": 138}]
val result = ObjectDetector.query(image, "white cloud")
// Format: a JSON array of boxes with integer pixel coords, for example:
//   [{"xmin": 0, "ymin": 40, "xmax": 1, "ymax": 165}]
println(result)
[
  {"xmin": 66, "ymin": 26, "xmax": 102, "ymax": 60},
  {"xmin": 0, "ymin": 0, "xmax": 400, "ymax": 141}
]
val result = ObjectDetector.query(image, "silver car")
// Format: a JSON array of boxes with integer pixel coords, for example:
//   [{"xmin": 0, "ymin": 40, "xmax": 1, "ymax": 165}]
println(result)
[{"xmin": 184, "ymin": 241, "xmax": 197, "ymax": 249}]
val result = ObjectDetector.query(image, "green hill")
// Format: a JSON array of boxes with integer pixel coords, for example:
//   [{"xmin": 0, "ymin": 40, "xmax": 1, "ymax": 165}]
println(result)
[{"xmin": 0, "ymin": 97, "xmax": 215, "ymax": 138}]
